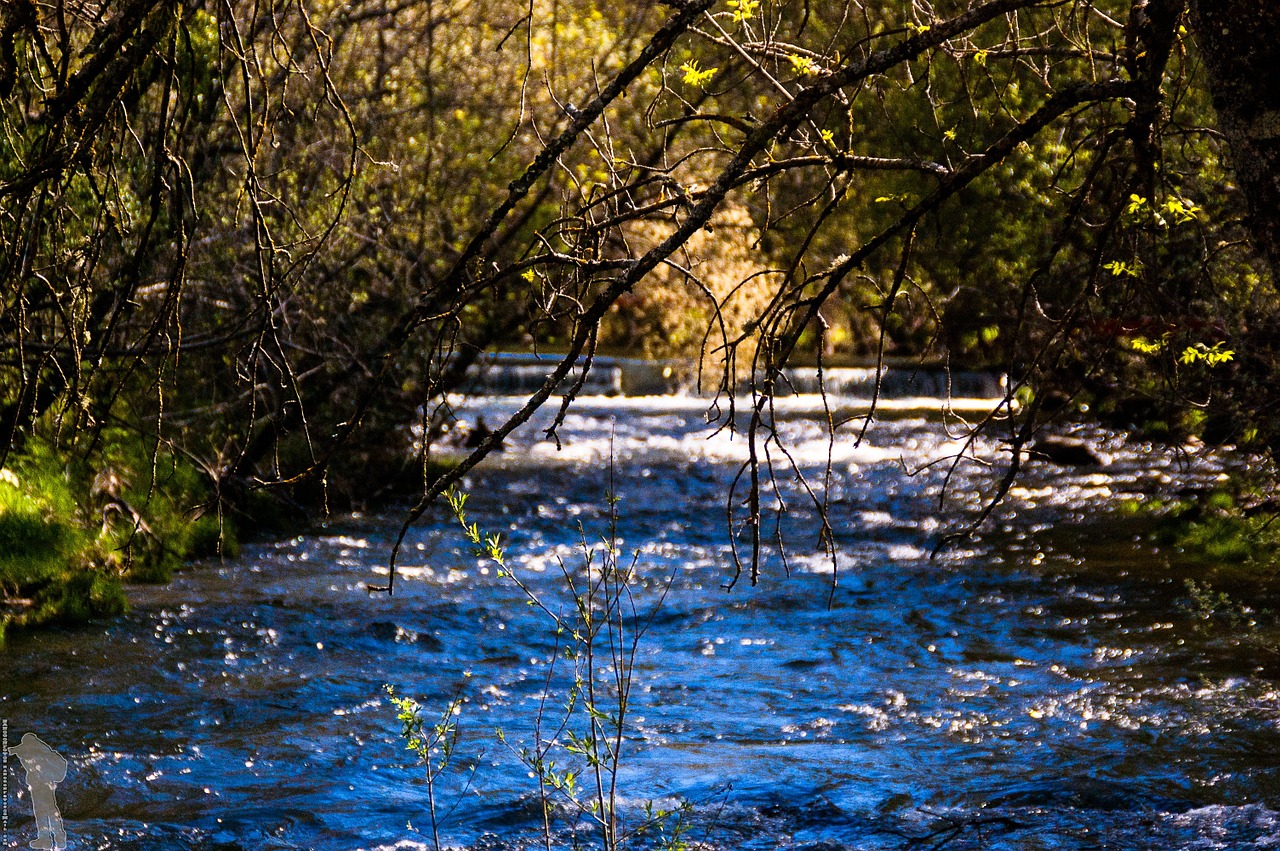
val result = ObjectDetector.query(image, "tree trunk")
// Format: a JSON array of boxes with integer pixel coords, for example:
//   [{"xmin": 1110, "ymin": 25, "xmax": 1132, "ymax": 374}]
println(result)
[{"xmin": 1190, "ymin": 2, "xmax": 1280, "ymax": 281}]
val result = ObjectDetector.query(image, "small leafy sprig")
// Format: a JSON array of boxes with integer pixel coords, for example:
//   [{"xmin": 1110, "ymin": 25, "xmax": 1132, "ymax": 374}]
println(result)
[
  {"xmin": 679, "ymin": 59, "xmax": 717, "ymax": 87},
  {"xmin": 726, "ymin": 0, "xmax": 759, "ymax": 22},
  {"xmin": 1179, "ymin": 341, "xmax": 1234, "ymax": 367},
  {"xmin": 386, "ymin": 684, "xmax": 468, "ymax": 851}
]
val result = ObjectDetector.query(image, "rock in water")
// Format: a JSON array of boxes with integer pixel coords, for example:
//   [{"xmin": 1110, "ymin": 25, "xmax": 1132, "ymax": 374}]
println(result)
[
  {"xmin": 367, "ymin": 620, "xmax": 401, "ymax": 642},
  {"xmin": 1029, "ymin": 435, "xmax": 1107, "ymax": 467},
  {"xmin": 464, "ymin": 415, "xmax": 504, "ymax": 450},
  {"xmin": 366, "ymin": 620, "xmax": 444, "ymax": 650}
]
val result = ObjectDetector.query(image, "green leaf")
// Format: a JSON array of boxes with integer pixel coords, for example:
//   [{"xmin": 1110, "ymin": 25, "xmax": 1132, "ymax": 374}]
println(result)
[{"xmin": 680, "ymin": 60, "xmax": 717, "ymax": 87}]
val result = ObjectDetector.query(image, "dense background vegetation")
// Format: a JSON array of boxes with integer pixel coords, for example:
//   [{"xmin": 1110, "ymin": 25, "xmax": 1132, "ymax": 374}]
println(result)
[{"xmin": 2, "ymin": 0, "xmax": 1279, "ymax": 625}]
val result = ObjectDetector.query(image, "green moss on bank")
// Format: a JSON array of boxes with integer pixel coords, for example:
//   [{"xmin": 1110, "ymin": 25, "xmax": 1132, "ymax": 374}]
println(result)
[
  {"xmin": 1145, "ymin": 487, "xmax": 1280, "ymax": 582},
  {"xmin": 0, "ymin": 464, "xmax": 124, "ymax": 643},
  {"xmin": 0, "ymin": 425, "xmax": 241, "ymax": 644}
]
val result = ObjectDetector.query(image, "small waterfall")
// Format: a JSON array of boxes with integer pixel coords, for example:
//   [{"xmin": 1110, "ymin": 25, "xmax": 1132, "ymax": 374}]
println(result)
[
  {"xmin": 462, "ymin": 353, "xmax": 1006, "ymax": 400},
  {"xmin": 776, "ymin": 366, "xmax": 1006, "ymax": 399},
  {"xmin": 461, "ymin": 353, "xmax": 673, "ymax": 397},
  {"xmin": 462, "ymin": 360, "xmax": 624, "ymax": 397}
]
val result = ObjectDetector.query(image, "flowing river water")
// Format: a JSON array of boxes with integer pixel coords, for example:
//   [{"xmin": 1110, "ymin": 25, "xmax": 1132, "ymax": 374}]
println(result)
[{"xmin": 4, "ymin": 395, "xmax": 1280, "ymax": 849}]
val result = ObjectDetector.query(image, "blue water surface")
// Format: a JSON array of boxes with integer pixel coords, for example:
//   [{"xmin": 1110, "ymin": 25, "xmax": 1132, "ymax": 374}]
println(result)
[{"xmin": 3, "ymin": 399, "xmax": 1279, "ymax": 850}]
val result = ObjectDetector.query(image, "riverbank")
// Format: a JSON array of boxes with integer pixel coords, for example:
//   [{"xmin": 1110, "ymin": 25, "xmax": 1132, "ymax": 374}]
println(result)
[
  {"xmin": 0, "ymin": 412, "xmax": 439, "ymax": 644},
  {"xmin": 0, "ymin": 429, "xmax": 238, "ymax": 644}
]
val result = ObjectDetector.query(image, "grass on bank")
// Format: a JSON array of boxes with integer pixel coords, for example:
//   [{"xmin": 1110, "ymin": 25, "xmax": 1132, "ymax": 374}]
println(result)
[
  {"xmin": 1128, "ymin": 487, "xmax": 1280, "ymax": 578},
  {"xmin": 0, "ymin": 429, "xmax": 239, "ymax": 645},
  {"xmin": 0, "ymin": 401, "xmax": 455, "ymax": 644}
]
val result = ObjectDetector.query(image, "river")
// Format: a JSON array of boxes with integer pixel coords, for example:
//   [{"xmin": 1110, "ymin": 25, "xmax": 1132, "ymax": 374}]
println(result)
[{"xmin": 3, "ymin": 395, "xmax": 1279, "ymax": 849}]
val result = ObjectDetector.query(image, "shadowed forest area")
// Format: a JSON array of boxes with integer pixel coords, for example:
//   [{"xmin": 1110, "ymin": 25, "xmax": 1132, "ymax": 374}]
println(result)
[{"xmin": 0, "ymin": 0, "xmax": 1279, "ymax": 653}]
